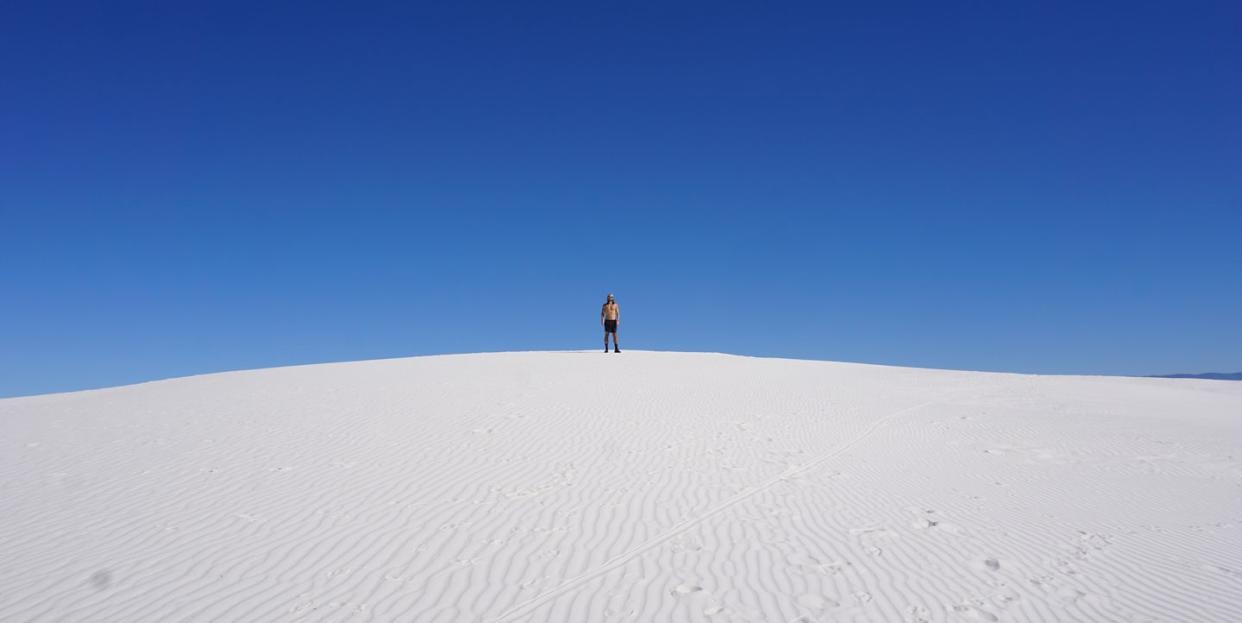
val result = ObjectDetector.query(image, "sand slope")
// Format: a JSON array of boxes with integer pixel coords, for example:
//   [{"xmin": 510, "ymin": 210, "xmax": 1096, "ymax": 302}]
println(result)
[{"xmin": 2, "ymin": 351, "xmax": 1240, "ymax": 622}]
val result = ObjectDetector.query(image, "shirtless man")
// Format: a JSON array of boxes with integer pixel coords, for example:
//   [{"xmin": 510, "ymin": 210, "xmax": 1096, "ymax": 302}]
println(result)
[{"xmin": 601, "ymin": 294, "xmax": 620, "ymax": 353}]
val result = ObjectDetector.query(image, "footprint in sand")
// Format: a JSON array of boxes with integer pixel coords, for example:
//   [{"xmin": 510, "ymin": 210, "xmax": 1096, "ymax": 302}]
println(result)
[
  {"xmin": 850, "ymin": 526, "xmax": 900, "ymax": 546},
  {"xmin": 1078, "ymin": 531, "xmax": 1112, "ymax": 550},
  {"xmin": 787, "ymin": 552, "xmax": 850, "ymax": 576},
  {"xmin": 952, "ymin": 603, "xmax": 999, "ymax": 621},
  {"xmin": 670, "ymin": 584, "xmax": 703, "ymax": 596},
  {"xmin": 905, "ymin": 605, "xmax": 932, "ymax": 622},
  {"xmin": 914, "ymin": 518, "xmax": 966, "ymax": 535},
  {"xmin": 670, "ymin": 537, "xmax": 704, "ymax": 553},
  {"xmin": 1055, "ymin": 586, "xmax": 1087, "ymax": 604},
  {"xmin": 518, "ymin": 576, "xmax": 553, "ymax": 591},
  {"xmin": 796, "ymin": 593, "xmax": 840, "ymax": 611},
  {"xmin": 990, "ymin": 586, "xmax": 1020, "ymax": 608}
]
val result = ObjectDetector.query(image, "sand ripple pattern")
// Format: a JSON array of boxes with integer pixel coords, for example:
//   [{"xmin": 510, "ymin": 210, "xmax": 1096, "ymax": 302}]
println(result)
[{"xmin": 2, "ymin": 352, "xmax": 1241, "ymax": 622}]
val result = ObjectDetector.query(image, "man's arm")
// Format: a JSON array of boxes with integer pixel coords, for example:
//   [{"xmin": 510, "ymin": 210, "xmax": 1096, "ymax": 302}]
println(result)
[{"xmin": 615, "ymin": 305, "xmax": 620, "ymax": 324}]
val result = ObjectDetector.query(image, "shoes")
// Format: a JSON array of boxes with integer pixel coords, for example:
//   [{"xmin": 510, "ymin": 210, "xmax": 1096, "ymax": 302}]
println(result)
[{"xmin": 614, "ymin": 347, "xmax": 621, "ymax": 353}]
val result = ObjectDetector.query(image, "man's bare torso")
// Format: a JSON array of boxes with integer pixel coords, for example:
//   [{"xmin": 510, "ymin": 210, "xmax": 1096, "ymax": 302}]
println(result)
[{"xmin": 602, "ymin": 303, "xmax": 619, "ymax": 320}]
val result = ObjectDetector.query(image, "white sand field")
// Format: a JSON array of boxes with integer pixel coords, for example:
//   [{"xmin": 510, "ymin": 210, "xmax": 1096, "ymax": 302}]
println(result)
[{"xmin": 2, "ymin": 351, "xmax": 1241, "ymax": 622}]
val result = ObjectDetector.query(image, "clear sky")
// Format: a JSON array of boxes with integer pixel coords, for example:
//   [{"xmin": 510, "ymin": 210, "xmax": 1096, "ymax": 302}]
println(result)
[{"xmin": 3, "ymin": 1, "xmax": 1240, "ymax": 397}]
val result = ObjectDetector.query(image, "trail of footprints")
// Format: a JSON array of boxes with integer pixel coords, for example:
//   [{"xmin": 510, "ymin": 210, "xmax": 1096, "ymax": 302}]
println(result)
[{"xmin": 649, "ymin": 503, "xmax": 1119, "ymax": 622}]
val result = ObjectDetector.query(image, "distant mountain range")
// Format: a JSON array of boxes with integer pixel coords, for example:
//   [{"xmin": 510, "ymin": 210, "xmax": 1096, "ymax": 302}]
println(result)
[{"xmin": 1150, "ymin": 372, "xmax": 1242, "ymax": 381}]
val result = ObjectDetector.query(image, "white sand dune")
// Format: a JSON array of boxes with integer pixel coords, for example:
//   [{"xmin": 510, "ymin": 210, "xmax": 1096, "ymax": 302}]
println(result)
[{"xmin": 2, "ymin": 351, "xmax": 1241, "ymax": 622}]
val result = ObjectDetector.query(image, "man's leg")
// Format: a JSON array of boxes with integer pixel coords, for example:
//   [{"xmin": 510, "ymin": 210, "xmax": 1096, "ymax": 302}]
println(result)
[{"xmin": 612, "ymin": 330, "xmax": 620, "ymax": 352}]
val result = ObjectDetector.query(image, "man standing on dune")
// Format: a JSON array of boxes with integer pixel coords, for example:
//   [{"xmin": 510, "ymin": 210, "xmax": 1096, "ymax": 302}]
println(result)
[{"xmin": 601, "ymin": 293, "xmax": 620, "ymax": 353}]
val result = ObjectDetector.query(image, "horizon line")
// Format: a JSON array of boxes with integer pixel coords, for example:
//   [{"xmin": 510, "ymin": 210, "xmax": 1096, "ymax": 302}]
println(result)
[{"xmin": 4, "ymin": 349, "xmax": 1238, "ymax": 401}]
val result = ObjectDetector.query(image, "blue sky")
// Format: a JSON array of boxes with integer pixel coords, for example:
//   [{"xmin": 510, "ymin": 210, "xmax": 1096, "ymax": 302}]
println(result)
[{"xmin": 2, "ymin": 1, "xmax": 1239, "ymax": 396}]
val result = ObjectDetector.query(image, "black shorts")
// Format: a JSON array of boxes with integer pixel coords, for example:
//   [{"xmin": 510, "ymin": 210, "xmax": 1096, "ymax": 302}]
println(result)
[{"xmin": 604, "ymin": 319, "xmax": 617, "ymax": 333}]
